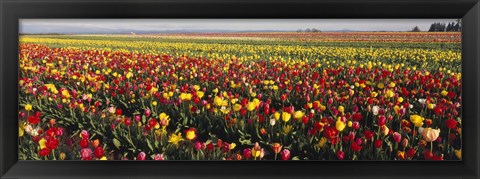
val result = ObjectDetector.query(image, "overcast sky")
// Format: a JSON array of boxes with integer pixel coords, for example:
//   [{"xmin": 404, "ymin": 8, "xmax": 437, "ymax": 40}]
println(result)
[{"xmin": 19, "ymin": 19, "xmax": 459, "ymax": 34}]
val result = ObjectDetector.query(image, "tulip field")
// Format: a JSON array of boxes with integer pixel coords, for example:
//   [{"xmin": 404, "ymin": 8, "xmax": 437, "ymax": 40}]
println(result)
[{"xmin": 18, "ymin": 32, "xmax": 462, "ymax": 160}]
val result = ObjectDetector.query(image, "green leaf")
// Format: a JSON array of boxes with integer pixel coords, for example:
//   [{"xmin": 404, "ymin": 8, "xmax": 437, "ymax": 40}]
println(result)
[
  {"xmin": 113, "ymin": 138, "xmax": 121, "ymax": 149},
  {"xmin": 147, "ymin": 140, "xmax": 154, "ymax": 152}
]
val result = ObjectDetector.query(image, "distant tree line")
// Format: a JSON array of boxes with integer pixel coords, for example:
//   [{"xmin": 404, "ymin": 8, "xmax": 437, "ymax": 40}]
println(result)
[
  {"xmin": 410, "ymin": 20, "xmax": 461, "ymax": 32},
  {"xmin": 296, "ymin": 28, "xmax": 321, "ymax": 32},
  {"xmin": 427, "ymin": 20, "xmax": 461, "ymax": 32}
]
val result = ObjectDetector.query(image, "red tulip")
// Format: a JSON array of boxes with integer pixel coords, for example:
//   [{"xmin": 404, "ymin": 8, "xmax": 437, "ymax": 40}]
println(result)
[
  {"xmin": 46, "ymin": 138, "xmax": 59, "ymax": 150},
  {"xmin": 336, "ymin": 150, "xmax": 344, "ymax": 160},
  {"xmin": 364, "ymin": 130, "xmax": 375, "ymax": 140},
  {"xmin": 115, "ymin": 108, "xmax": 123, "ymax": 116},
  {"xmin": 38, "ymin": 148, "xmax": 50, "ymax": 157},
  {"xmin": 377, "ymin": 115, "xmax": 386, "ymax": 126},
  {"xmin": 445, "ymin": 119, "xmax": 457, "ymax": 129},
  {"xmin": 94, "ymin": 147, "xmax": 104, "ymax": 158},
  {"xmin": 124, "ymin": 118, "xmax": 131, "ymax": 126},
  {"xmin": 243, "ymin": 148, "xmax": 252, "ymax": 159},
  {"xmin": 407, "ymin": 148, "xmax": 415, "ymax": 158},
  {"xmin": 28, "ymin": 115, "xmax": 40, "ymax": 125},
  {"xmin": 80, "ymin": 138, "xmax": 89, "ymax": 148},
  {"xmin": 374, "ymin": 139, "xmax": 383, "ymax": 148}
]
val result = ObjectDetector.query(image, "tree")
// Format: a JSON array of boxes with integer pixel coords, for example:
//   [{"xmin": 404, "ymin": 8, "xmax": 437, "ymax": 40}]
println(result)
[
  {"xmin": 311, "ymin": 28, "xmax": 321, "ymax": 32},
  {"xmin": 454, "ymin": 19, "xmax": 461, "ymax": 31},
  {"xmin": 411, "ymin": 26, "xmax": 421, "ymax": 32},
  {"xmin": 428, "ymin": 23, "xmax": 435, "ymax": 32},
  {"xmin": 446, "ymin": 23, "xmax": 453, "ymax": 32},
  {"xmin": 428, "ymin": 22, "xmax": 447, "ymax": 32}
]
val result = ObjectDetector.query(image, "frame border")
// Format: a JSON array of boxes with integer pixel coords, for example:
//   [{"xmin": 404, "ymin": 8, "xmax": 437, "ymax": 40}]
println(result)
[{"xmin": 1, "ymin": 0, "xmax": 479, "ymax": 178}]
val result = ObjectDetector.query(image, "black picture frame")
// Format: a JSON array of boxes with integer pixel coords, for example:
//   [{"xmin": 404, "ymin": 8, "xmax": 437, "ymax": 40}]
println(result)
[{"xmin": 1, "ymin": 0, "xmax": 479, "ymax": 178}]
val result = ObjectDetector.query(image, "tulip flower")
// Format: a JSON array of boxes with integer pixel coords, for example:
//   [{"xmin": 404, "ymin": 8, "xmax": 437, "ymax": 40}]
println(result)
[
  {"xmin": 81, "ymin": 148, "xmax": 92, "ymax": 160},
  {"xmin": 94, "ymin": 147, "xmax": 104, "ymax": 158},
  {"xmin": 422, "ymin": 128, "xmax": 441, "ymax": 142},
  {"xmin": 445, "ymin": 119, "xmax": 457, "ymax": 129},
  {"xmin": 80, "ymin": 130, "xmax": 89, "ymax": 139},
  {"xmin": 25, "ymin": 104, "xmax": 33, "ymax": 111},
  {"xmin": 335, "ymin": 119, "xmax": 346, "ymax": 132},
  {"xmin": 421, "ymin": 127, "xmax": 441, "ymax": 154},
  {"xmin": 393, "ymin": 132, "xmax": 402, "ymax": 143},
  {"xmin": 336, "ymin": 150, "xmax": 344, "ymax": 160},
  {"xmin": 281, "ymin": 112, "xmax": 291, "ymax": 122},
  {"xmin": 185, "ymin": 128, "xmax": 197, "ymax": 140},
  {"xmin": 374, "ymin": 140, "xmax": 383, "ymax": 149},
  {"xmin": 243, "ymin": 148, "xmax": 252, "ymax": 160},
  {"xmin": 271, "ymin": 143, "xmax": 282, "ymax": 160},
  {"xmin": 377, "ymin": 115, "xmax": 386, "ymax": 126},
  {"xmin": 281, "ymin": 149, "xmax": 291, "ymax": 160},
  {"xmin": 137, "ymin": 152, "xmax": 146, "ymax": 160},
  {"xmin": 59, "ymin": 152, "xmax": 66, "ymax": 160},
  {"xmin": 401, "ymin": 138, "xmax": 409, "ymax": 148},
  {"xmin": 372, "ymin": 106, "xmax": 380, "ymax": 115},
  {"xmin": 144, "ymin": 108, "xmax": 151, "ymax": 117},
  {"xmin": 154, "ymin": 154, "xmax": 165, "ymax": 160},
  {"xmin": 194, "ymin": 141, "xmax": 203, "ymax": 151}
]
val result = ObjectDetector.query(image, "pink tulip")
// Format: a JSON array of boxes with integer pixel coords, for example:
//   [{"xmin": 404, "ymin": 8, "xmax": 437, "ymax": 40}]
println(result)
[
  {"xmin": 145, "ymin": 108, "xmax": 151, "ymax": 117},
  {"xmin": 393, "ymin": 132, "xmax": 402, "ymax": 143},
  {"xmin": 281, "ymin": 149, "xmax": 291, "ymax": 160},
  {"xmin": 194, "ymin": 141, "xmax": 203, "ymax": 151},
  {"xmin": 401, "ymin": 138, "xmax": 409, "ymax": 148},
  {"xmin": 154, "ymin": 154, "xmax": 165, "ymax": 160},
  {"xmin": 80, "ymin": 130, "xmax": 89, "ymax": 139},
  {"xmin": 348, "ymin": 131, "xmax": 356, "ymax": 141},
  {"xmin": 352, "ymin": 121, "xmax": 360, "ymax": 130},
  {"xmin": 81, "ymin": 148, "xmax": 92, "ymax": 160},
  {"xmin": 137, "ymin": 152, "xmax": 146, "ymax": 160}
]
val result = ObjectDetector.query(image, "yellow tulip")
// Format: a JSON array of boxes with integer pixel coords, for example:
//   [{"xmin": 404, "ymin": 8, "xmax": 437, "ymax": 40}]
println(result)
[
  {"xmin": 273, "ymin": 112, "xmax": 280, "ymax": 121},
  {"xmin": 282, "ymin": 112, "xmax": 291, "ymax": 122},
  {"xmin": 246, "ymin": 102, "xmax": 256, "ymax": 111},
  {"xmin": 410, "ymin": 114, "xmax": 424, "ymax": 127},
  {"xmin": 196, "ymin": 91, "xmax": 204, "ymax": 98},
  {"xmin": 25, "ymin": 104, "xmax": 32, "ymax": 111},
  {"xmin": 39, "ymin": 138, "xmax": 47, "ymax": 149},
  {"xmin": 336, "ymin": 120, "xmax": 346, "ymax": 132},
  {"xmin": 233, "ymin": 104, "xmax": 242, "ymax": 112},
  {"xmin": 337, "ymin": 105, "xmax": 345, "ymax": 113},
  {"xmin": 293, "ymin": 110, "xmax": 305, "ymax": 120}
]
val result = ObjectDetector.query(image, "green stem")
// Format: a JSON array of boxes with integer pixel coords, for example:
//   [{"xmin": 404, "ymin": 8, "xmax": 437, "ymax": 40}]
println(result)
[
  {"xmin": 430, "ymin": 141, "xmax": 433, "ymax": 154},
  {"xmin": 51, "ymin": 149, "xmax": 56, "ymax": 160}
]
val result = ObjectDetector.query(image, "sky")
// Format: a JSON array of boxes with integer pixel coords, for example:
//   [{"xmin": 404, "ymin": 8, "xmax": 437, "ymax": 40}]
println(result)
[{"xmin": 19, "ymin": 19, "xmax": 459, "ymax": 34}]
